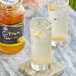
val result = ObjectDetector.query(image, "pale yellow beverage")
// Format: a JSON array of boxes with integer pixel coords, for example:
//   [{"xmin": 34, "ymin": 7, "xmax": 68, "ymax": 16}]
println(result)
[
  {"xmin": 48, "ymin": 0, "xmax": 69, "ymax": 47},
  {"xmin": 30, "ymin": 17, "xmax": 52, "ymax": 71}
]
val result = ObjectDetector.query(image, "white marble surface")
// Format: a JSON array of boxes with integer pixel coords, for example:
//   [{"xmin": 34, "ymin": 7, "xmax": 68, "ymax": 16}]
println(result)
[{"xmin": 0, "ymin": 6, "xmax": 76, "ymax": 76}]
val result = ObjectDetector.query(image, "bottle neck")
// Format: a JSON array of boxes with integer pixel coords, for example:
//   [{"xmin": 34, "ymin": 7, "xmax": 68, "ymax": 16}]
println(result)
[
  {"xmin": 0, "ymin": 0, "xmax": 22, "ymax": 11},
  {"xmin": 0, "ymin": 5, "xmax": 22, "ymax": 11}
]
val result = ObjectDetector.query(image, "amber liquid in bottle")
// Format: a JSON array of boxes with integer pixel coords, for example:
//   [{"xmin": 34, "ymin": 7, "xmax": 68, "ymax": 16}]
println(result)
[{"xmin": 0, "ymin": 0, "xmax": 25, "ymax": 53}]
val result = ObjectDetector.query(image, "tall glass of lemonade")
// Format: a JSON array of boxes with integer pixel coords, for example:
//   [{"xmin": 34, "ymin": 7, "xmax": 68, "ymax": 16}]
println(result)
[
  {"xmin": 30, "ymin": 17, "xmax": 52, "ymax": 71},
  {"xmin": 48, "ymin": 0, "xmax": 69, "ymax": 47}
]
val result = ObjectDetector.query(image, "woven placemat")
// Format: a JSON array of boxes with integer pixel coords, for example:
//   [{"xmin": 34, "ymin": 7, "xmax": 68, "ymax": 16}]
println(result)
[{"xmin": 19, "ymin": 60, "xmax": 64, "ymax": 76}]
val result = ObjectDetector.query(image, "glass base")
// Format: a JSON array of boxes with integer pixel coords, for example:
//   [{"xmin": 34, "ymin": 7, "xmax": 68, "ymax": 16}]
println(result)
[
  {"xmin": 31, "ymin": 62, "xmax": 51, "ymax": 71},
  {"xmin": 51, "ymin": 40, "xmax": 67, "ymax": 47}
]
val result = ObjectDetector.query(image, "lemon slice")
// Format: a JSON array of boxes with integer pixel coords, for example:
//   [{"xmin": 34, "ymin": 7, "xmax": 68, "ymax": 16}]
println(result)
[
  {"xmin": 34, "ymin": 32, "xmax": 42, "ymax": 39},
  {"xmin": 48, "ymin": 5, "xmax": 55, "ymax": 11},
  {"xmin": 17, "ymin": 36, "xmax": 25, "ymax": 43}
]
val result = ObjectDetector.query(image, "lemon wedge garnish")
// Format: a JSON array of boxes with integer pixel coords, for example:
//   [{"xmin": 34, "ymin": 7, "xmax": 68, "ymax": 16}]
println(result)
[
  {"xmin": 34, "ymin": 32, "xmax": 42, "ymax": 39},
  {"xmin": 48, "ymin": 5, "xmax": 55, "ymax": 11}
]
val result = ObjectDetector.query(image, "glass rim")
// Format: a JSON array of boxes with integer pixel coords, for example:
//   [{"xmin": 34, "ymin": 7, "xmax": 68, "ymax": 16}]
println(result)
[
  {"xmin": 48, "ymin": 0, "xmax": 69, "ymax": 7},
  {"xmin": 30, "ymin": 17, "xmax": 52, "ymax": 31},
  {"xmin": 30, "ymin": 17, "xmax": 50, "ymax": 22}
]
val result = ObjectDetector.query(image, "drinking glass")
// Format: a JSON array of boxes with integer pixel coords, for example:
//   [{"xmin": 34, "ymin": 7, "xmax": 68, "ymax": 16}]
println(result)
[
  {"xmin": 30, "ymin": 17, "xmax": 52, "ymax": 71},
  {"xmin": 48, "ymin": 0, "xmax": 69, "ymax": 47}
]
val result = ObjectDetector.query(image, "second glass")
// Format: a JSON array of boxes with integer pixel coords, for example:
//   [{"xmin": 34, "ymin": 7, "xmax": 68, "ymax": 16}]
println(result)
[
  {"xmin": 30, "ymin": 17, "xmax": 52, "ymax": 71},
  {"xmin": 48, "ymin": 0, "xmax": 69, "ymax": 47}
]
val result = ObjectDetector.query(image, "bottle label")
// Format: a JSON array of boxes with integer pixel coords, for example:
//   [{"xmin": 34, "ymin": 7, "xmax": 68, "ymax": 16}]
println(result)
[
  {"xmin": 0, "ymin": 21, "xmax": 24, "ymax": 44},
  {"xmin": 0, "ymin": 0, "xmax": 19, "ymax": 5}
]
